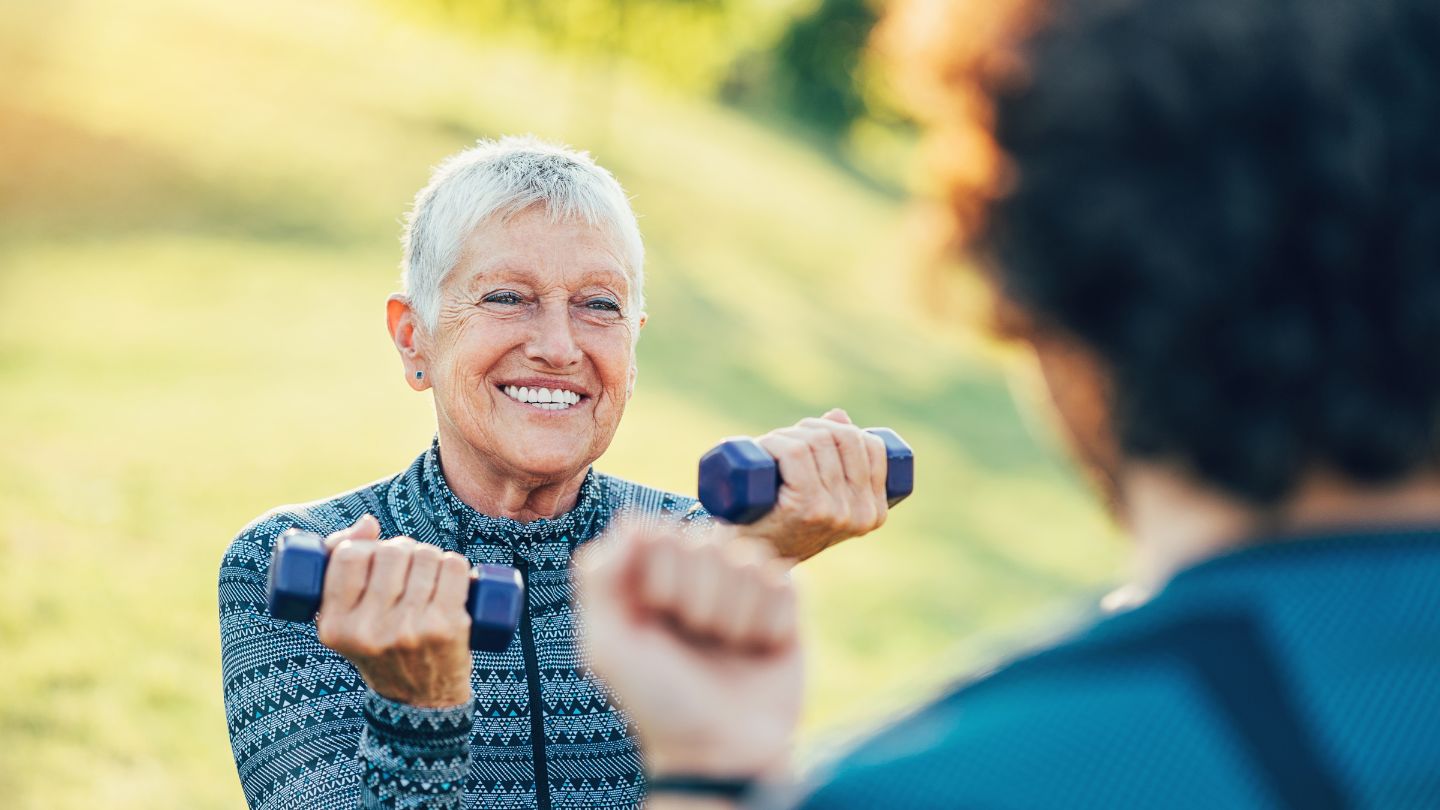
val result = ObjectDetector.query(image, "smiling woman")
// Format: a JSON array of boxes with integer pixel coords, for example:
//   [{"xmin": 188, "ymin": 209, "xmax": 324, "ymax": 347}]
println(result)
[
  {"xmin": 216, "ymin": 137, "xmax": 699, "ymax": 810},
  {"xmin": 217, "ymin": 136, "xmax": 897, "ymax": 810}
]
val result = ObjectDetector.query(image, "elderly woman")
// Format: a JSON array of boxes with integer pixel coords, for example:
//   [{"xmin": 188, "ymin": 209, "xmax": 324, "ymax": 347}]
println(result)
[
  {"xmin": 578, "ymin": 0, "xmax": 1440, "ymax": 807},
  {"xmin": 219, "ymin": 137, "xmax": 893, "ymax": 810}
]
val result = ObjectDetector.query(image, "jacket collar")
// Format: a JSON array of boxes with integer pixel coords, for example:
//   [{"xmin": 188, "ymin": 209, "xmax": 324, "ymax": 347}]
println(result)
[{"xmin": 390, "ymin": 437, "xmax": 606, "ymax": 561}]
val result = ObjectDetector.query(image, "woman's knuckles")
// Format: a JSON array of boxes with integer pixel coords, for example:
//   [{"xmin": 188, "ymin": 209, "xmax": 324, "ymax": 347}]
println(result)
[
  {"xmin": 374, "ymin": 540, "xmax": 413, "ymax": 565},
  {"xmin": 391, "ymin": 629, "xmax": 423, "ymax": 653},
  {"xmin": 331, "ymin": 540, "xmax": 373, "ymax": 565}
]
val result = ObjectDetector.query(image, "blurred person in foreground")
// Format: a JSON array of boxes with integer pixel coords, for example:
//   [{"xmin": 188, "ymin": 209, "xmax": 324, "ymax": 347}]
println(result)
[
  {"xmin": 577, "ymin": 0, "xmax": 1440, "ymax": 806},
  {"xmin": 218, "ymin": 136, "xmax": 894, "ymax": 809}
]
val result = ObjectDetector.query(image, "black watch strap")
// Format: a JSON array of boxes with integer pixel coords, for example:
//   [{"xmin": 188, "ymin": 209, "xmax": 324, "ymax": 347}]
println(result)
[{"xmin": 647, "ymin": 774, "xmax": 755, "ymax": 800}]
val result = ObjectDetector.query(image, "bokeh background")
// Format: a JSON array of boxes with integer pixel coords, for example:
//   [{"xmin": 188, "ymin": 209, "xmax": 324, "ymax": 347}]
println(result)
[{"xmin": 0, "ymin": 0, "xmax": 1122, "ymax": 806}]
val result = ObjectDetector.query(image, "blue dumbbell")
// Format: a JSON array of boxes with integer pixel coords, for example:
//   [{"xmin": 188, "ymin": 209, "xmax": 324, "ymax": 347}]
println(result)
[
  {"xmin": 698, "ymin": 427, "xmax": 915, "ymax": 524},
  {"xmin": 265, "ymin": 529, "xmax": 524, "ymax": 652}
]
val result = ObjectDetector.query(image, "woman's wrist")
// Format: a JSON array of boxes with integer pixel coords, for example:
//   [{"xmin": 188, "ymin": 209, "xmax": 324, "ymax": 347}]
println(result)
[
  {"xmin": 646, "ymin": 766, "xmax": 764, "ymax": 810},
  {"xmin": 645, "ymin": 738, "xmax": 791, "ymax": 783}
]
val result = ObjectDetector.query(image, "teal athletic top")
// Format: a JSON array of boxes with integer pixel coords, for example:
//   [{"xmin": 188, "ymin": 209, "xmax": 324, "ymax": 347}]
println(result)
[
  {"xmin": 797, "ymin": 528, "xmax": 1440, "ymax": 809},
  {"xmin": 220, "ymin": 441, "xmax": 705, "ymax": 810}
]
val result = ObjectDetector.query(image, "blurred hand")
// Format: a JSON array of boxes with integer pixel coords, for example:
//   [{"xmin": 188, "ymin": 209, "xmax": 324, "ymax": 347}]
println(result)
[
  {"xmin": 747, "ymin": 408, "xmax": 891, "ymax": 561},
  {"xmin": 315, "ymin": 515, "xmax": 475, "ymax": 708},
  {"xmin": 576, "ymin": 522, "xmax": 803, "ymax": 779}
]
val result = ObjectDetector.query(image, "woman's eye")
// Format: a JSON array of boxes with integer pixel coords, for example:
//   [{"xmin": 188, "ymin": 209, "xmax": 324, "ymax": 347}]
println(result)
[
  {"xmin": 482, "ymin": 292, "xmax": 523, "ymax": 306},
  {"xmin": 584, "ymin": 298, "xmax": 621, "ymax": 313}
]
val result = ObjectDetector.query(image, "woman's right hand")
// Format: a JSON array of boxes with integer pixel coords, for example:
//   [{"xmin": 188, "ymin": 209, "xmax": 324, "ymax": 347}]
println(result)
[{"xmin": 314, "ymin": 515, "xmax": 476, "ymax": 708}]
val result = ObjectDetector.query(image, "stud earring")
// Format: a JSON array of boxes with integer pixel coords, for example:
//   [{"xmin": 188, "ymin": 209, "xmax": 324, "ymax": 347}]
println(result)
[{"xmin": 415, "ymin": 370, "xmax": 424, "ymax": 380}]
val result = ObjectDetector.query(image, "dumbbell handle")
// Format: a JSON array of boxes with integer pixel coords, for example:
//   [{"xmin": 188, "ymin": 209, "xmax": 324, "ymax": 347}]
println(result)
[
  {"xmin": 698, "ymin": 427, "xmax": 915, "ymax": 524},
  {"xmin": 265, "ymin": 529, "xmax": 524, "ymax": 652}
]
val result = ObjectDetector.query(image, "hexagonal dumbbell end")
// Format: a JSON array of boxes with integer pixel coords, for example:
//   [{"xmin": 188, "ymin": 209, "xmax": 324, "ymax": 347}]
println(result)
[
  {"xmin": 265, "ymin": 529, "xmax": 526, "ymax": 653},
  {"xmin": 866, "ymin": 427, "xmax": 914, "ymax": 506},
  {"xmin": 466, "ymin": 564, "xmax": 524, "ymax": 653},
  {"xmin": 267, "ymin": 529, "xmax": 329, "ymax": 622},
  {"xmin": 697, "ymin": 437, "xmax": 780, "ymax": 524}
]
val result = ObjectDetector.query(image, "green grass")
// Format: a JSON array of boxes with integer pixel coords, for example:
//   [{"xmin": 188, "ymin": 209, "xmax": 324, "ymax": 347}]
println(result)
[{"xmin": 0, "ymin": 0, "xmax": 1122, "ymax": 806}]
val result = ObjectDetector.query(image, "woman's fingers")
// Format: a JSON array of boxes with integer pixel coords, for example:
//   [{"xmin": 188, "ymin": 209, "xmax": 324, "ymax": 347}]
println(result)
[
  {"xmin": 864, "ymin": 432, "xmax": 887, "ymax": 501},
  {"xmin": 638, "ymin": 530, "xmax": 681, "ymax": 613},
  {"xmin": 319, "ymin": 515, "xmax": 385, "ymax": 614},
  {"xmin": 810, "ymin": 418, "xmax": 877, "ymax": 527},
  {"xmin": 322, "ymin": 534, "xmax": 376, "ymax": 612},
  {"xmin": 401, "ymin": 542, "xmax": 444, "ymax": 609},
  {"xmin": 422, "ymin": 552, "xmax": 474, "ymax": 645},
  {"xmin": 712, "ymin": 539, "xmax": 782, "ymax": 647},
  {"xmin": 757, "ymin": 567, "xmax": 799, "ymax": 649},
  {"xmin": 673, "ymin": 538, "xmax": 724, "ymax": 636},
  {"xmin": 756, "ymin": 432, "xmax": 821, "ymax": 503},
  {"xmin": 430, "ymin": 551, "xmax": 474, "ymax": 612},
  {"xmin": 359, "ymin": 536, "xmax": 416, "ymax": 611},
  {"xmin": 579, "ymin": 522, "xmax": 801, "ymax": 655},
  {"xmin": 647, "ymin": 531, "xmax": 794, "ymax": 650},
  {"xmin": 789, "ymin": 422, "xmax": 848, "ymax": 502}
]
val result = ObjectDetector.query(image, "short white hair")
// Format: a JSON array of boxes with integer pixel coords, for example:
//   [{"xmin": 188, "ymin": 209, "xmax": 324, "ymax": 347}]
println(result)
[{"xmin": 401, "ymin": 135, "xmax": 646, "ymax": 329}]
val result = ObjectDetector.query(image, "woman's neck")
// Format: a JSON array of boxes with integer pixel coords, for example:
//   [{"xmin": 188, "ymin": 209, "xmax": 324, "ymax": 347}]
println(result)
[
  {"xmin": 1124, "ymin": 465, "xmax": 1440, "ymax": 595},
  {"xmin": 434, "ymin": 436, "xmax": 589, "ymax": 523}
]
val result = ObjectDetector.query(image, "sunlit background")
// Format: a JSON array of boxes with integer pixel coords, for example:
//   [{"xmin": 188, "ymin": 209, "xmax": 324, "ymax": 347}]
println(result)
[{"xmin": 0, "ymin": 0, "xmax": 1122, "ymax": 806}]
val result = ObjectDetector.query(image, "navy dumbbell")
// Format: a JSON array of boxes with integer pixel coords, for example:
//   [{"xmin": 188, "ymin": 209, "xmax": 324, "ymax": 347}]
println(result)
[
  {"xmin": 265, "ymin": 528, "xmax": 524, "ymax": 652},
  {"xmin": 698, "ymin": 427, "xmax": 914, "ymax": 524}
]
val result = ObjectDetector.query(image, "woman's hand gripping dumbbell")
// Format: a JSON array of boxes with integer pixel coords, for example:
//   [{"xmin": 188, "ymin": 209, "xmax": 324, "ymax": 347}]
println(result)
[
  {"xmin": 697, "ymin": 409, "xmax": 915, "ymax": 561},
  {"xmin": 266, "ymin": 515, "xmax": 523, "ymax": 707}
]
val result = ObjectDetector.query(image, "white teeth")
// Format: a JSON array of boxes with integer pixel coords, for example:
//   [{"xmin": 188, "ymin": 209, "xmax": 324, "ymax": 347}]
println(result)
[{"xmin": 502, "ymin": 385, "xmax": 582, "ymax": 409}]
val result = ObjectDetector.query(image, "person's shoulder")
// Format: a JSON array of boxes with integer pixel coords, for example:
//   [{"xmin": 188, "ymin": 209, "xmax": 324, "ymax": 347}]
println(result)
[
  {"xmin": 220, "ymin": 475, "xmax": 399, "ymax": 575},
  {"xmin": 591, "ymin": 471, "xmax": 710, "ymax": 524},
  {"xmin": 800, "ymin": 602, "xmax": 1273, "ymax": 809}
]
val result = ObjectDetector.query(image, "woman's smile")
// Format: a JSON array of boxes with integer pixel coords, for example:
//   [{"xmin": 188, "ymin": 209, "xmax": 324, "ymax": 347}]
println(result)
[{"xmin": 496, "ymin": 380, "xmax": 590, "ymax": 413}]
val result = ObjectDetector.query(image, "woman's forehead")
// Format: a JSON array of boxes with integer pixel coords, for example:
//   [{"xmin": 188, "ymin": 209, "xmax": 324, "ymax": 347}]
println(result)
[
  {"xmin": 446, "ymin": 208, "xmax": 635, "ymax": 296},
  {"xmin": 450, "ymin": 253, "xmax": 631, "ymax": 293}
]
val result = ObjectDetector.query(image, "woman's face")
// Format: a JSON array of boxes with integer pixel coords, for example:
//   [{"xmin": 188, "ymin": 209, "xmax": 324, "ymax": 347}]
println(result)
[{"xmin": 416, "ymin": 206, "xmax": 642, "ymax": 484}]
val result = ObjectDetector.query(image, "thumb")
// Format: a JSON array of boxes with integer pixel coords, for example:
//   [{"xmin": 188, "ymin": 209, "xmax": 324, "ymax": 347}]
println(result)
[
  {"xmin": 822, "ymin": 407, "xmax": 852, "ymax": 425},
  {"xmin": 324, "ymin": 513, "xmax": 380, "ymax": 551},
  {"xmin": 575, "ymin": 519, "xmax": 641, "ymax": 608},
  {"xmin": 575, "ymin": 520, "xmax": 654, "ymax": 653}
]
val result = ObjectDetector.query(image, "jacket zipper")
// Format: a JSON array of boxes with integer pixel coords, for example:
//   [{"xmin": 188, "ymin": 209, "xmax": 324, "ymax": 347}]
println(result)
[{"xmin": 514, "ymin": 555, "xmax": 552, "ymax": 810}]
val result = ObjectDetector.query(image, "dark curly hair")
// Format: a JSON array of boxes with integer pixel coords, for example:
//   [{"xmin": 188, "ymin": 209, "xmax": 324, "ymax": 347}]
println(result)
[{"xmin": 891, "ymin": 0, "xmax": 1440, "ymax": 503}]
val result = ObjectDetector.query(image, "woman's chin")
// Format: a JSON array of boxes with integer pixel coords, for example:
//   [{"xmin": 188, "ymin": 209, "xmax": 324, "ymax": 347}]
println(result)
[{"xmin": 496, "ymin": 443, "xmax": 593, "ymax": 481}]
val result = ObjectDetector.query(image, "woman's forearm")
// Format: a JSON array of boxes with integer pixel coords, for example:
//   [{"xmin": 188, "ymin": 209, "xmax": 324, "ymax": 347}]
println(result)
[{"xmin": 221, "ymin": 516, "xmax": 474, "ymax": 809}]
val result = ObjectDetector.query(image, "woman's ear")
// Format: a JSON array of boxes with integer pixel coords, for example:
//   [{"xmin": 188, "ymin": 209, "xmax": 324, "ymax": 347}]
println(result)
[
  {"xmin": 387, "ymin": 295, "xmax": 430, "ymax": 391},
  {"xmin": 627, "ymin": 312, "xmax": 646, "ymax": 398}
]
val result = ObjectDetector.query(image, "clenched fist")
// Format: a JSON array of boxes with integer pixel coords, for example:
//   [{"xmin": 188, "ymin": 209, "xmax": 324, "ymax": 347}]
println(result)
[
  {"xmin": 576, "ymin": 522, "xmax": 803, "ymax": 780},
  {"xmin": 315, "ymin": 515, "xmax": 475, "ymax": 708}
]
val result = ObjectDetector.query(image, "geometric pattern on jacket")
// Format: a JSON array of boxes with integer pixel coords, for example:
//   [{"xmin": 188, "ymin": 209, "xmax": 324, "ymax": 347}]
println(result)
[{"xmin": 219, "ymin": 441, "xmax": 705, "ymax": 809}]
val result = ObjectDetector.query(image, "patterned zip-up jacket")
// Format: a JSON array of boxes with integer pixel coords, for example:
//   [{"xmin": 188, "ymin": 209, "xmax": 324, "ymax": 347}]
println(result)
[{"xmin": 219, "ymin": 443, "xmax": 705, "ymax": 809}]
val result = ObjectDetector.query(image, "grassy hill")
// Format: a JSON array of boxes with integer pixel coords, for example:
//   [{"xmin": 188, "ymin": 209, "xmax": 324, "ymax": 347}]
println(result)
[{"xmin": 0, "ymin": 0, "xmax": 1121, "ymax": 806}]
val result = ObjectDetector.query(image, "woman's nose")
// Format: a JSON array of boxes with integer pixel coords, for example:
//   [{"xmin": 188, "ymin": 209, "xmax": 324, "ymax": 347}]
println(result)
[{"xmin": 525, "ymin": 305, "xmax": 583, "ymax": 369}]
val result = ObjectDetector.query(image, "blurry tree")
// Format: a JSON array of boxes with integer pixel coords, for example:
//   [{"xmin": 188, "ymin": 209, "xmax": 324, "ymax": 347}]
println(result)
[
  {"xmin": 391, "ymin": 0, "xmax": 909, "ymax": 176},
  {"xmin": 771, "ymin": 0, "xmax": 878, "ymax": 137},
  {"xmin": 402, "ymin": 0, "xmax": 789, "ymax": 93}
]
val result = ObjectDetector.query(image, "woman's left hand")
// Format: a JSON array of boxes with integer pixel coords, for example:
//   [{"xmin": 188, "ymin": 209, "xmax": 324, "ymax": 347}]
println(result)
[{"xmin": 745, "ymin": 408, "xmax": 892, "ymax": 562}]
